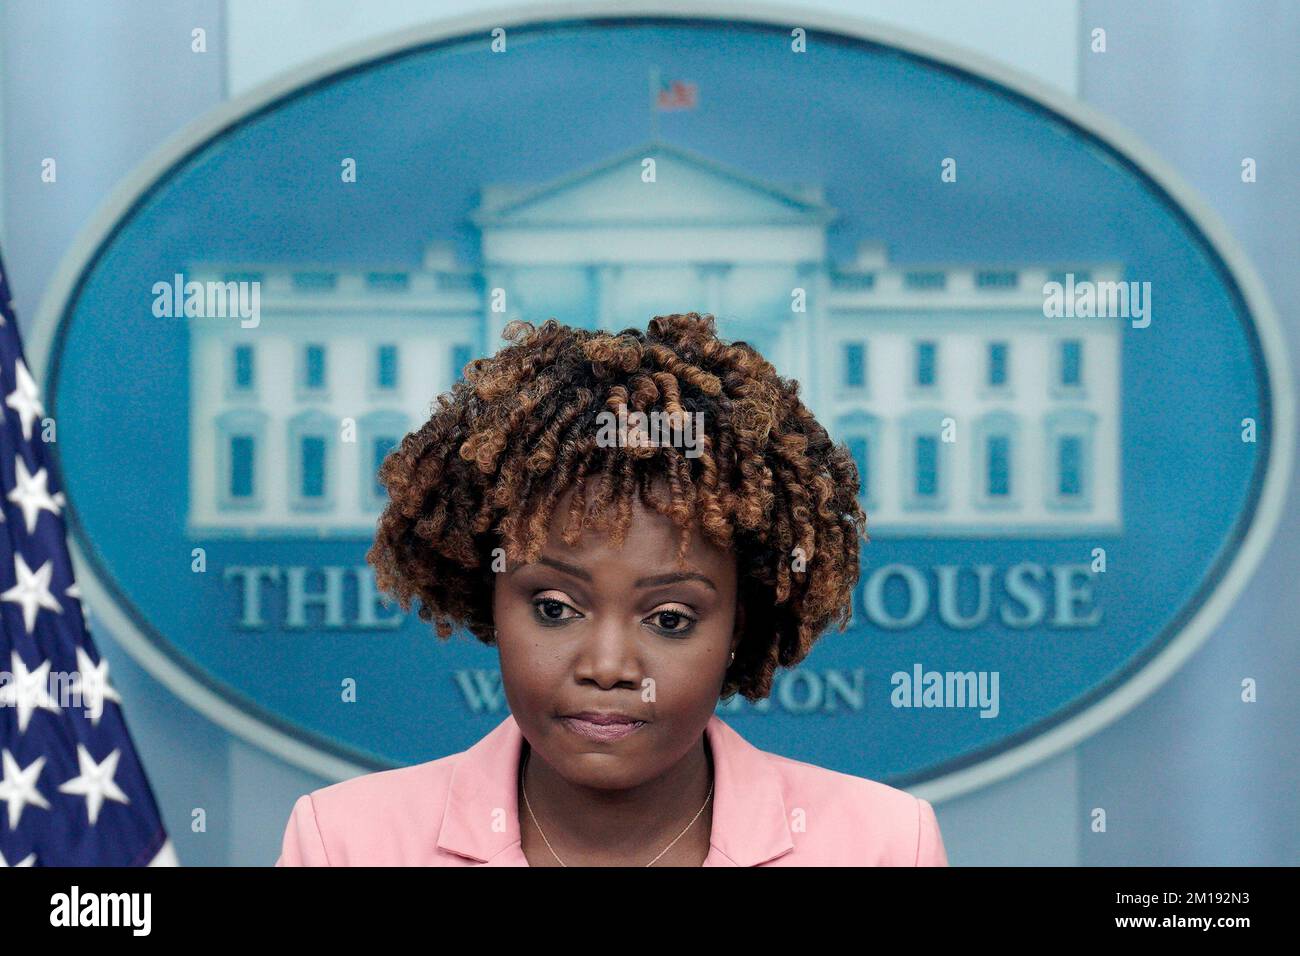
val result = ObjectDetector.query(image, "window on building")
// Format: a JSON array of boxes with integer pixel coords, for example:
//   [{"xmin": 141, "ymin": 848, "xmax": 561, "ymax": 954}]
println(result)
[
  {"xmin": 377, "ymin": 344, "xmax": 398, "ymax": 389},
  {"xmin": 1043, "ymin": 409, "xmax": 1095, "ymax": 510},
  {"xmin": 987, "ymin": 434, "xmax": 1011, "ymax": 496},
  {"xmin": 915, "ymin": 341, "xmax": 936, "ymax": 387},
  {"xmin": 217, "ymin": 410, "xmax": 267, "ymax": 509},
  {"xmin": 300, "ymin": 435, "xmax": 326, "ymax": 499},
  {"xmin": 988, "ymin": 342, "xmax": 1008, "ymax": 387},
  {"xmin": 976, "ymin": 270, "xmax": 1018, "ymax": 289},
  {"xmin": 304, "ymin": 344, "xmax": 326, "ymax": 389},
  {"xmin": 833, "ymin": 272, "xmax": 876, "ymax": 290},
  {"xmin": 843, "ymin": 342, "xmax": 865, "ymax": 388},
  {"xmin": 915, "ymin": 435, "xmax": 938, "ymax": 497},
  {"xmin": 366, "ymin": 271, "xmax": 410, "ymax": 291},
  {"xmin": 285, "ymin": 410, "xmax": 334, "ymax": 511},
  {"xmin": 233, "ymin": 345, "xmax": 255, "ymax": 390},
  {"xmin": 1058, "ymin": 435, "xmax": 1082, "ymax": 497},
  {"xmin": 230, "ymin": 435, "xmax": 255, "ymax": 498},
  {"xmin": 1061, "ymin": 339, "xmax": 1082, "ymax": 387}
]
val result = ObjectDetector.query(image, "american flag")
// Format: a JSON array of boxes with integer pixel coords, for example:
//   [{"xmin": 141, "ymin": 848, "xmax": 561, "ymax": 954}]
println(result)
[
  {"xmin": 653, "ymin": 73, "xmax": 698, "ymax": 111},
  {"xmin": 0, "ymin": 247, "xmax": 175, "ymax": 866}
]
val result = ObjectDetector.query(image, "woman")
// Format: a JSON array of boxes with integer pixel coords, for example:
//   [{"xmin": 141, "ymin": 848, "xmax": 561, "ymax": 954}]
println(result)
[{"xmin": 276, "ymin": 312, "xmax": 948, "ymax": 866}]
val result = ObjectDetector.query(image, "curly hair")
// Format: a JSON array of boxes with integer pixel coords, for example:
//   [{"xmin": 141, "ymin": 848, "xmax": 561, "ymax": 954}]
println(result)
[{"xmin": 365, "ymin": 312, "xmax": 868, "ymax": 701}]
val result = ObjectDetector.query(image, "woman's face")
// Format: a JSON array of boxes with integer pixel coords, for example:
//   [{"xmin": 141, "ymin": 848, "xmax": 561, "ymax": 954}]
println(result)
[{"xmin": 492, "ymin": 480, "xmax": 741, "ymax": 790}]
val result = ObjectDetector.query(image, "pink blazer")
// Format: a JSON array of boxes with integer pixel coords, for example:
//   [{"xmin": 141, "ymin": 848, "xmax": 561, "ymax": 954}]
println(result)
[{"xmin": 276, "ymin": 712, "xmax": 949, "ymax": 866}]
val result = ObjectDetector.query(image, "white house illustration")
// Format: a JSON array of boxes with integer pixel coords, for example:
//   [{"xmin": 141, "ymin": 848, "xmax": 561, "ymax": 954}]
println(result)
[{"xmin": 186, "ymin": 140, "xmax": 1122, "ymax": 539}]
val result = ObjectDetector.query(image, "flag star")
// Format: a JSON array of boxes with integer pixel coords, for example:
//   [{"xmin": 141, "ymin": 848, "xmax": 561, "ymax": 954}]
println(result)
[
  {"xmin": 59, "ymin": 745, "xmax": 130, "ymax": 826},
  {"xmin": 7, "ymin": 456, "xmax": 62, "ymax": 533},
  {"xmin": 75, "ymin": 646, "xmax": 122, "ymax": 726},
  {"xmin": 66, "ymin": 581, "xmax": 81, "ymax": 600},
  {"xmin": 1, "ymin": 553, "xmax": 62, "ymax": 634},
  {"xmin": 5, "ymin": 358, "xmax": 44, "ymax": 442},
  {"xmin": 0, "ymin": 651, "xmax": 61, "ymax": 733},
  {"xmin": 0, "ymin": 750, "xmax": 50, "ymax": 829},
  {"xmin": 0, "ymin": 850, "xmax": 37, "ymax": 866}
]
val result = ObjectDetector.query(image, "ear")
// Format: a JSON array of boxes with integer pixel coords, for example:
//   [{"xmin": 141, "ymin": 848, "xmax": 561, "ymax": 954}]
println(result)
[{"xmin": 731, "ymin": 600, "xmax": 746, "ymax": 654}]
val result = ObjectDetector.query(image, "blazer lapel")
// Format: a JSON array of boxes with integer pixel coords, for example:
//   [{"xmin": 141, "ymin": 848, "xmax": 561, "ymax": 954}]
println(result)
[{"xmin": 436, "ymin": 712, "xmax": 795, "ymax": 867}]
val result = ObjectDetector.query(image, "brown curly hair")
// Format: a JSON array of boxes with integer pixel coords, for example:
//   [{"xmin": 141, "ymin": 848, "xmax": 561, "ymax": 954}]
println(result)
[{"xmin": 366, "ymin": 312, "xmax": 868, "ymax": 701}]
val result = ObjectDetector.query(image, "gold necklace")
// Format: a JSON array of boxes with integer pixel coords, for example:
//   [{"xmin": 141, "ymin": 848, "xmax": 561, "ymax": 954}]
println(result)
[{"xmin": 519, "ymin": 747, "xmax": 713, "ymax": 867}]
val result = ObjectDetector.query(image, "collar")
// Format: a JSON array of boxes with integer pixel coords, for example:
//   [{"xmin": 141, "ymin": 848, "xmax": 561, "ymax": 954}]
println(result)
[{"xmin": 435, "ymin": 711, "xmax": 795, "ymax": 866}]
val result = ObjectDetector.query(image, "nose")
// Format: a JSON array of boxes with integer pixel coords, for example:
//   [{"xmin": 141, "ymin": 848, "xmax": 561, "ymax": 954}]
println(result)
[{"xmin": 572, "ymin": 617, "xmax": 643, "ymax": 690}]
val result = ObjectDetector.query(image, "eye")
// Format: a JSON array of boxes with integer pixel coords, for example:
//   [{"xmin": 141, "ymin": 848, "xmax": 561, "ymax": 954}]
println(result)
[
  {"xmin": 646, "ymin": 605, "xmax": 698, "ymax": 636},
  {"xmin": 532, "ymin": 597, "xmax": 580, "ymax": 626}
]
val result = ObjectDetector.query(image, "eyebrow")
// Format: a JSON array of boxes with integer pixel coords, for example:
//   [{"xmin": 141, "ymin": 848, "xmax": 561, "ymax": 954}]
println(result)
[{"xmin": 533, "ymin": 556, "xmax": 717, "ymax": 592}]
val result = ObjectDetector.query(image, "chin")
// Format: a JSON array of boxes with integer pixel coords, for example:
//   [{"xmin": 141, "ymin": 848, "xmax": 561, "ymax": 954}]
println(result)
[{"xmin": 557, "ymin": 754, "xmax": 649, "ymax": 791}]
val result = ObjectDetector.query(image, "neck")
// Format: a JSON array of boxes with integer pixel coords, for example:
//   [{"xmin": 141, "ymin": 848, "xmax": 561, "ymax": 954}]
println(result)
[{"xmin": 518, "ymin": 731, "xmax": 714, "ymax": 863}]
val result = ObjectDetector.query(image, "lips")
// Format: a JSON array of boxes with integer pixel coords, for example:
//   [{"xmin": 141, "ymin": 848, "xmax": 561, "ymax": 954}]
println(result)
[{"xmin": 559, "ymin": 712, "xmax": 647, "ymax": 742}]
